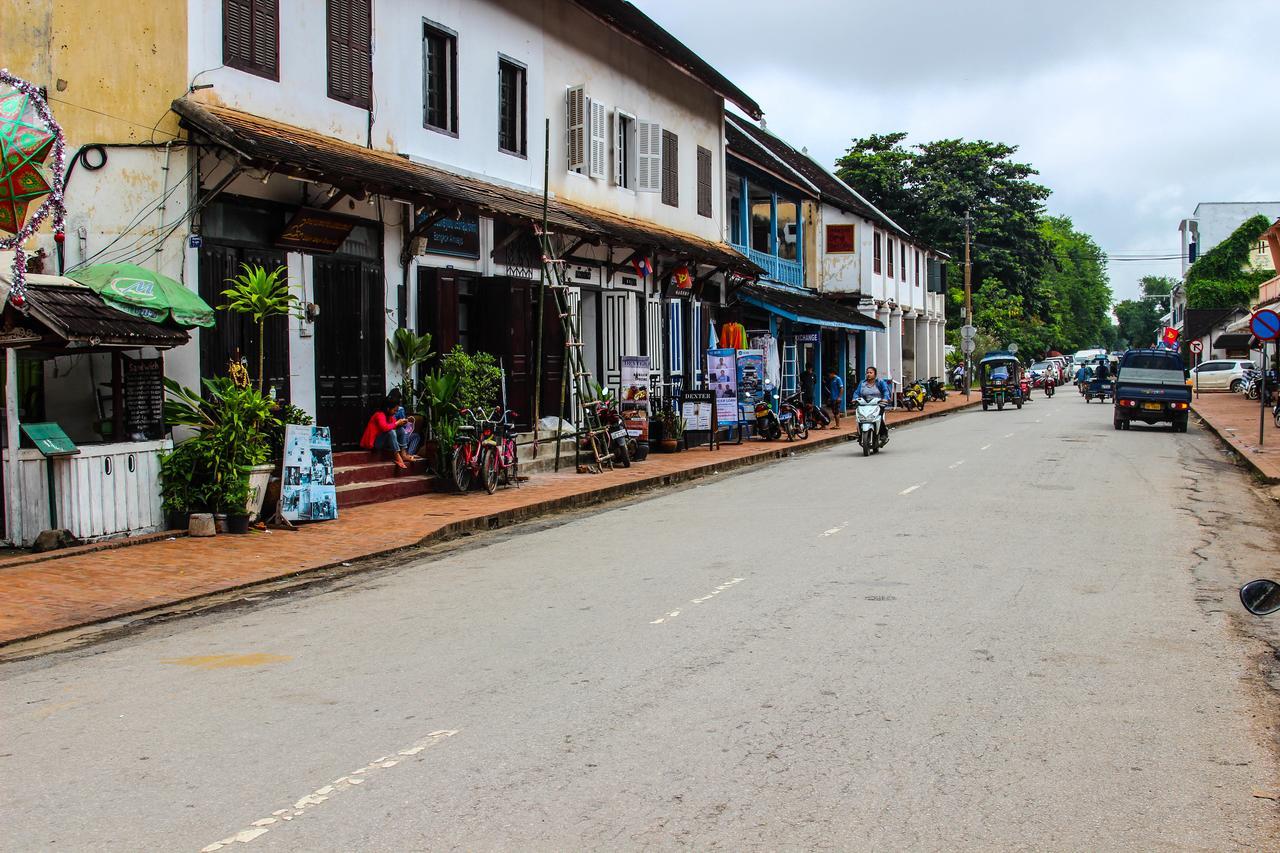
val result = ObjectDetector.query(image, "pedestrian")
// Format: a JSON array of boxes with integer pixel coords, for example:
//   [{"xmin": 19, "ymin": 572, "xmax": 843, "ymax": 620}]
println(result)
[
  {"xmin": 825, "ymin": 368, "xmax": 844, "ymax": 428},
  {"xmin": 360, "ymin": 393, "xmax": 421, "ymax": 469}
]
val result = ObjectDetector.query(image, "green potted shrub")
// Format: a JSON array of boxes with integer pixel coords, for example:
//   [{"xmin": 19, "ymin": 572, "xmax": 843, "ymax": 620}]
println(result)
[
  {"xmin": 219, "ymin": 264, "xmax": 301, "ymax": 393},
  {"xmin": 387, "ymin": 328, "xmax": 434, "ymax": 405},
  {"xmin": 421, "ymin": 369, "xmax": 462, "ymax": 480},
  {"xmin": 659, "ymin": 408, "xmax": 684, "ymax": 452},
  {"xmin": 218, "ymin": 469, "xmax": 253, "ymax": 534},
  {"xmin": 159, "ymin": 441, "xmax": 198, "ymax": 531}
]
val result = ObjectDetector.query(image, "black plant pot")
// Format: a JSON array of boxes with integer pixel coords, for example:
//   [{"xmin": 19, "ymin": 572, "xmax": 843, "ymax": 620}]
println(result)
[
  {"xmin": 225, "ymin": 513, "xmax": 251, "ymax": 535},
  {"xmin": 167, "ymin": 510, "xmax": 191, "ymax": 532}
]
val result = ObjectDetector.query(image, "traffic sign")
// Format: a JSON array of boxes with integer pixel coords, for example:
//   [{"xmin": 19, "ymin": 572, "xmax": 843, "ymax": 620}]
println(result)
[
  {"xmin": 960, "ymin": 339, "xmax": 975, "ymax": 354},
  {"xmin": 1008, "ymin": 343, "xmax": 1019, "ymax": 354},
  {"xmin": 1189, "ymin": 340, "xmax": 1203, "ymax": 354},
  {"xmin": 961, "ymin": 325, "xmax": 977, "ymax": 340},
  {"xmin": 1251, "ymin": 309, "xmax": 1280, "ymax": 342}
]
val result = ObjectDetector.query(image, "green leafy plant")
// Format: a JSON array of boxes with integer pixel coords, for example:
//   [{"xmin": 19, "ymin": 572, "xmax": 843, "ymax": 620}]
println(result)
[
  {"xmin": 219, "ymin": 264, "xmax": 300, "ymax": 392},
  {"xmin": 159, "ymin": 440, "xmax": 199, "ymax": 513},
  {"xmin": 660, "ymin": 407, "xmax": 685, "ymax": 441},
  {"xmin": 218, "ymin": 468, "xmax": 253, "ymax": 514},
  {"xmin": 440, "ymin": 346, "xmax": 502, "ymax": 411},
  {"xmin": 387, "ymin": 328, "xmax": 434, "ymax": 407},
  {"xmin": 421, "ymin": 369, "xmax": 463, "ymax": 450}
]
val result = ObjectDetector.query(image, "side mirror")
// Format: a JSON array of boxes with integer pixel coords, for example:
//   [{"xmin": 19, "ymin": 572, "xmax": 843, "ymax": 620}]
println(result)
[{"xmin": 1240, "ymin": 579, "xmax": 1280, "ymax": 615}]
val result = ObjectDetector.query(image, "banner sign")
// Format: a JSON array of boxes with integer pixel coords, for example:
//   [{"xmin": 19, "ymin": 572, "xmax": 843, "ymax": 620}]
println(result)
[
  {"xmin": 276, "ymin": 208, "xmax": 358, "ymax": 253},
  {"xmin": 620, "ymin": 355, "xmax": 651, "ymax": 413},
  {"xmin": 281, "ymin": 425, "xmax": 338, "ymax": 522},
  {"xmin": 706, "ymin": 348, "xmax": 739, "ymax": 426},
  {"xmin": 736, "ymin": 349, "xmax": 765, "ymax": 409},
  {"xmin": 825, "ymin": 223, "xmax": 856, "ymax": 253},
  {"xmin": 681, "ymin": 389, "xmax": 714, "ymax": 432},
  {"xmin": 419, "ymin": 212, "xmax": 480, "ymax": 258}
]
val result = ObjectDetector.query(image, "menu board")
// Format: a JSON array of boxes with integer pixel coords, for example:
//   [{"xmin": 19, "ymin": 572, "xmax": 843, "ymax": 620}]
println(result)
[{"xmin": 123, "ymin": 357, "xmax": 165, "ymax": 439}]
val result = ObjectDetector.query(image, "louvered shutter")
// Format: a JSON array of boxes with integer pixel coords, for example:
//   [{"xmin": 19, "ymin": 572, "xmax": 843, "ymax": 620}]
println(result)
[
  {"xmin": 250, "ymin": 0, "xmax": 279, "ymax": 76},
  {"xmin": 614, "ymin": 109, "xmax": 626, "ymax": 186},
  {"xmin": 566, "ymin": 86, "xmax": 586, "ymax": 173},
  {"xmin": 350, "ymin": 0, "xmax": 372, "ymax": 108},
  {"xmin": 661, "ymin": 130, "xmax": 678, "ymax": 207},
  {"xmin": 588, "ymin": 98, "xmax": 607, "ymax": 179},
  {"xmin": 637, "ymin": 120, "xmax": 662, "ymax": 193},
  {"xmin": 696, "ymin": 146, "xmax": 712, "ymax": 218},
  {"xmin": 224, "ymin": 0, "xmax": 253, "ymax": 66},
  {"xmin": 327, "ymin": 1, "xmax": 351, "ymax": 103}
]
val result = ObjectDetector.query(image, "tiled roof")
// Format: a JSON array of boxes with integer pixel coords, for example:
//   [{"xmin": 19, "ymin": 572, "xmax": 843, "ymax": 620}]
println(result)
[{"xmin": 16, "ymin": 284, "xmax": 189, "ymax": 347}]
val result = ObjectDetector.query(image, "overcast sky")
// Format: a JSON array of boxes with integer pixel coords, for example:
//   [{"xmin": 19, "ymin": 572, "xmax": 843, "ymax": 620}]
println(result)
[{"xmin": 636, "ymin": 0, "xmax": 1280, "ymax": 301}]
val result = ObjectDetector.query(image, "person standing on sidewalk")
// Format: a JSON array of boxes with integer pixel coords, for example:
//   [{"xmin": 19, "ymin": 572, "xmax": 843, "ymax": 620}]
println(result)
[{"xmin": 825, "ymin": 369, "xmax": 844, "ymax": 428}]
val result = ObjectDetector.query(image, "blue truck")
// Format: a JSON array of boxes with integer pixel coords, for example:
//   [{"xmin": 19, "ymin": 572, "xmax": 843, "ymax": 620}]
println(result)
[{"xmin": 1113, "ymin": 348, "xmax": 1192, "ymax": 432}]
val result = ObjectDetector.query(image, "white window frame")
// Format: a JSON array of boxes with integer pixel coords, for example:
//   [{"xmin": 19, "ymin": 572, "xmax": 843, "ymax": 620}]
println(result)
[
  {"xmin": 567, "ymin": 85, "xmax": 586, "ymax": 174},
  {"xmin": 615, "ymin": 109, "xmax": 637, "ymax": 190}
]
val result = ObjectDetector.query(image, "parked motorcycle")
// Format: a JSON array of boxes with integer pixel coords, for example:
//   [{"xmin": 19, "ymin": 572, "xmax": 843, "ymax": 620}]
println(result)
[
  {"xmin": 779, "ymin": 393, "xmax": 808, "ymax": 441},
  {"xmin": 924, "ymin": 376, "xmax": 947, "ymax": 402},
  {"xmin": 855, "ymin": 396, "xmax": 889, "ymax": 457},
  {"xmin": 901, "ymin": 380, "xmax": 927, "ymax": 411},
  {"xmin": 754, "ymin": 386, "xmax": 783, "ymax": 440},
  {"xmin": 787, "ymin": 392, "xmax": 829, "ymax": 431},
  {"xmin": 586, "ymin": 395, "xmax": 633, "ymax": 468}
]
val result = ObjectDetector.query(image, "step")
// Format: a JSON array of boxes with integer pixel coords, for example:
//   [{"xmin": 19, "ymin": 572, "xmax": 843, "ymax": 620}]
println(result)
[
  {"xmin": 336, "ymin": 474, "xmax": 442, "ymax": 509},
  {"xmin": 335, "ymin": 457, "xmax": 431, "ymax": 487}
]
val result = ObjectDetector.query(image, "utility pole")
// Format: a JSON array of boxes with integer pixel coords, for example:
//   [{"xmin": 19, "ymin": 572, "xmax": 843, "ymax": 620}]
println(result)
[{"xmin": 964, "ymin": 211, "xmax": 973, "ymax": 398}]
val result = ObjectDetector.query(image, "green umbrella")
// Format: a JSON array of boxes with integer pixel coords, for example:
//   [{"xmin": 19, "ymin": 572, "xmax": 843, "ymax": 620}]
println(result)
[{"xmin": 64, "ymin": 263, "xmax": 215, "ymax": 329}]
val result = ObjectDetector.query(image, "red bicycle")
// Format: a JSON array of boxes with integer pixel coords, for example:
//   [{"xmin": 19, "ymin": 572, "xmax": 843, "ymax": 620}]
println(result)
[{"xmin": 451, "ymin": 408, "xmax": 520, "ymax": 494}]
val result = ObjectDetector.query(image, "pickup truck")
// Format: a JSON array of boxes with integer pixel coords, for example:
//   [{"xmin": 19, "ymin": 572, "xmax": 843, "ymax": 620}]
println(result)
[{"xmin": 1113, "ymin": 348, "xmax": 1192, "ymax": 432}]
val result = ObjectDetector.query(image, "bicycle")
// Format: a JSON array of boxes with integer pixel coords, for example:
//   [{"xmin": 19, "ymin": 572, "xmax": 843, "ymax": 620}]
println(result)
[
  {"xmin": 481, "ymin": 408, "xmax": 521, "ymax": 493},
  {"xmin": 449, "ymin": 409, "xmax": 487, "ymax": 492}
]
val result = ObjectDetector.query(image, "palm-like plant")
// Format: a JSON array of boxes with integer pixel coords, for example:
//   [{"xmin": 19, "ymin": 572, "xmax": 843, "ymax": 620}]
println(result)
[
  {"xmin": 220, "ymin": 264, "xmax": 300, "ymax": 392},
  {"xmin": 387, "ymin": 328, "xmax": 434, "ymax": 407}
]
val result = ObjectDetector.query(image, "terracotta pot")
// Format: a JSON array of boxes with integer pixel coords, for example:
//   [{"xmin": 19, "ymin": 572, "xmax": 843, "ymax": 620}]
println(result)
[
  {"xmin": 225, "ymin": 514, "xmax": 251, "ymax": 535},
  {"xmin": 659, "ymin": 438, "xmax": 679, "ymax": 452}
]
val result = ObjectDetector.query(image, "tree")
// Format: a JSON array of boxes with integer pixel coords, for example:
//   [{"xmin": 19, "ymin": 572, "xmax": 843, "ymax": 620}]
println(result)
[
  {"xmin": 220, "ymin": 264, "xmax": 299, "ymax": 393},
  {"xmin": 1035, "ymin": 215, "xmax": 1112, "ymax": 353},
  {"xmin": 835, "ymin": 134, "xmax": 1055, "ymax": 320},
  {"xmin": 1112, "ymin": 276, "xmax": 1174, "ymax": 348}
]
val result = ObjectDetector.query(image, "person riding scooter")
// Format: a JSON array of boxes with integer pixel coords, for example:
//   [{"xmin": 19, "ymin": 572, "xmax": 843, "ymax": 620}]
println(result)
[{"xmin": 853, "ymin": 366, "xmax": 893, "ymax": 444}]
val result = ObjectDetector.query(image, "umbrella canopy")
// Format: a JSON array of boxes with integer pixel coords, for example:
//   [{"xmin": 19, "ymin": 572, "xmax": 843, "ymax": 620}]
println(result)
[{"xmin": 64, "ymin": 263, "xmax": 215, "ymax": 328}]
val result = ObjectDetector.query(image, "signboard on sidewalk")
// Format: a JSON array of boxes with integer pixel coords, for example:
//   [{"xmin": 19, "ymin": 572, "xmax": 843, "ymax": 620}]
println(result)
[
  {"xmin": 736, "ymin": 349, "xmax": 765, "ymax": 410},
  {"xmin": 706, "ymin": 348, "xmax": 739, "ymax": 426},
  {"xmin": 281, "ymin": 425, "xmax": 337, "ymax": 522},
  {"xmin": 620, "ymin": 355, "xmax": 651, "ymax": 414},
  {"xmin": 681, "ymin": 389, "xmax": 714, "ymax": 432}
]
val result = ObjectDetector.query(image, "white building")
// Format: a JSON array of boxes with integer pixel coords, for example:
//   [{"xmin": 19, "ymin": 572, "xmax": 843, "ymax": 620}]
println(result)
[{"xmin": 1178, "ymin": 202, "xmax": 1280, "ymax": 276}]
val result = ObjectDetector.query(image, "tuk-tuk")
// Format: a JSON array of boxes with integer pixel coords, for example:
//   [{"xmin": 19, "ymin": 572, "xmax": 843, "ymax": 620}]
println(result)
[{"xmin": 979, "ymin": 351, "xmax": 1024, "ymax": 411}]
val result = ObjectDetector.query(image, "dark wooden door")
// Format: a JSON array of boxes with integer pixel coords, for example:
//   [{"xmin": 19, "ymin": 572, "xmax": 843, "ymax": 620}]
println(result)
[
  {"xmin": 198, "ymin": 242, "xmax": 290, "ymax": 397},
  {"xmin": 417, "ymin": 267, "xmax": 461, "ymax": 355},
  {"xmin": 313, "ymin": 255, "xmax": 385, "ymax": 448}
]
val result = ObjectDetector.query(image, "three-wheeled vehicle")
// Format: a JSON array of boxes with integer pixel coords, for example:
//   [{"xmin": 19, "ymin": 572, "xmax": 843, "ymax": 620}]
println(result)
[{"xmin": 979, "ymin": 351, "xmax": 1025, "ymax": 411}]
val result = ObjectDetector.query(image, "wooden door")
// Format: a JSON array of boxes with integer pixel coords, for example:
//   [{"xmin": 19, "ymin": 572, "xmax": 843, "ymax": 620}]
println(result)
[
  {"xmin": 313, "ymin": 255, "xmax": 385, "ymax": 448},
  {"xmin": 198, "ymin": 242, "xmax": 290, "ymax": 397}
]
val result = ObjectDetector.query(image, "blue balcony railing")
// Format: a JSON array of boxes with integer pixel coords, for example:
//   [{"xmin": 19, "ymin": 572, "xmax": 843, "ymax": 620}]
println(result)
[{"xmin": 730, "ymin": 242, "xmax": 803, "ymax": 287}]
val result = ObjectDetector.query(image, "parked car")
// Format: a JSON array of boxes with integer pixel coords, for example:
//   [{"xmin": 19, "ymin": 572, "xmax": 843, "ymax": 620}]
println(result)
[{"xmin": 1189, "ymin": 358, "xmax": 1257, "ymax": 391}]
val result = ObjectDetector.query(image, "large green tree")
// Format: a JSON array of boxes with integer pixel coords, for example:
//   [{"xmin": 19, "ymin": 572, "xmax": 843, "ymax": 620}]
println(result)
[
  {"xmin": 1112, "ymin": 276, "xmax": 1176, "ymax": 348},
  {"xmin": 835, "ymin": 133, "xmax": 1055, "ymax": 319},
  {"xmin": 1034, "ymin": 215, "xmax": 1113, "ymax": 352}
]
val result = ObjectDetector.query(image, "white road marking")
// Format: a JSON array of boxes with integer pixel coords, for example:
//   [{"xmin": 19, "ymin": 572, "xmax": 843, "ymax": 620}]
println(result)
[
  {"xmin": 900, "ymin": 482, "xmax": 926, "ymax": 495},
  {"xmin": 820, "ymin": 521, "xmax": 849, "ymax": 538},
  {"xmin": 199, "ymin": 730, "xmax": 458, "ymax": 851},
  {"xmin": 1035, "ymin": 419, "xmax": 1041, "ymax": 423},
  {"xmin": 651, "ymin": 578, "xmax": 746, "ymax": 624},
  {"xmin": 1004, "ymin": 432, "xmax": 1015, "ymax": 439},
  {"xmin": 948, "ymin": 460, "xmax": 965, "ymax": 469},
  {"xmin": 980, "ymin": 444, "xmax": 992, "ymax": 451}
]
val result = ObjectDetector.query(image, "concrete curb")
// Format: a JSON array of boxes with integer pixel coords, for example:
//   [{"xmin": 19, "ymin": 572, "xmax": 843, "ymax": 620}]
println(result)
[
  {"xmin": 0, "ymin": 397, "xmax": 980, "ymax": 651},
  {"xmin": 1190, "ymin": 406, "xmax": 1280, "ymax": 484}
]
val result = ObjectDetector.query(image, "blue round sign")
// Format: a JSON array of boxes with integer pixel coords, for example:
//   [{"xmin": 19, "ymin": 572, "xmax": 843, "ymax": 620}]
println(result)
[{"xmin": 1252, "ymin": 309, "xmax": 1280, "ymax": 342}]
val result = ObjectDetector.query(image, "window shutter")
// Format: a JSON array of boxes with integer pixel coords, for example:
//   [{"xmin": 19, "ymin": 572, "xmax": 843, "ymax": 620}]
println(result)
[
  {"xmin": 661, "ymin": 130, "xmax": 678, "ymax": 207},
  {"xmin": 224, "ymin": 0, "xmax": 253, "ymax": 66},
  {"xmin": 351, "ymin": 0, "xmax": 372, "ymax": 108},
  {"xmin": 250, "ymin": 0, "xmax": 279, "ymax": 76},
  {"xmin": 696, "ymin": 146, "xmax": 712, "ymax": 218},
  {"xmin": 566, "ymin": 86, "xmax": 586, "ymax": 172},
  {"xmin": 637, "ymin": 120, "xmax": 662, "ymax": 193},
  {"xmin": 614, "ymin": 109, "xmax": 625, "ymax": 186},
  {"xmin": 588, "ymin": 98, "xmax": 607, "ymax": 179}
]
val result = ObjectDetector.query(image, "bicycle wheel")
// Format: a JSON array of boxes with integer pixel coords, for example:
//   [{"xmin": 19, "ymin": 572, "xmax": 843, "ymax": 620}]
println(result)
[
  {"xmin": 450, "ymin": 445, "xmax": 472, "ymax": 492},
  {"xmin": 480, "ymin": 446, "xmax": 499, "ymax": 494},
  {"xmin": 508, "ymin": 445, "xmax": 521, "ymax": 487}
]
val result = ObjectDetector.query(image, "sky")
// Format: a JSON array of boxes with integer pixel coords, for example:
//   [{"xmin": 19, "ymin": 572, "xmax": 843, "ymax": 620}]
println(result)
[{"xmin": 634, "ymin": 0, "xmax": 1280, "ymax": 301}]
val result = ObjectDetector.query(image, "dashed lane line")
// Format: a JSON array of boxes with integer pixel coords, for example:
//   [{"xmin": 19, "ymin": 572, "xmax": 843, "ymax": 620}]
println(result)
[
  {"xmin": 900, "ymin": 482, "xmax": 926, "ymax": 495},
  {"xmin": 981, "ymin": 444, "xmax": 992, "ymax": 451},
  {"xmin": 1004, "ymin": 433, "xmax": 1015, "ymax": 439},
  {"xmin": 200, "ymin": 730, "xmax": 459, "ymax": 851},
  {"xmin": 820, "ymin": 521, "xmax": 850, "ymax": 538},
  {"xmin": 948, "ymin": 460, "xmax": 965, "ymax": 469},
  {"xmin": 651, "ymin": 578, "xmax": 745, "ymax": 624}
]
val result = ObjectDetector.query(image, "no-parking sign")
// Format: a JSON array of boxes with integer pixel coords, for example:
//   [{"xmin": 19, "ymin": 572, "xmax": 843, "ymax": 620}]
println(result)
[{"xmin": 1250, "ymin": 309, "xmax": 1280, "ymax": 342}]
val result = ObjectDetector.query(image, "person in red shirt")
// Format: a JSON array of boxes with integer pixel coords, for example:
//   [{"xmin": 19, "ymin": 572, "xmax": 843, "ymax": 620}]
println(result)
[{"xmin": 359, "ymin": 393, "xmax": 420, "ymax": 469}]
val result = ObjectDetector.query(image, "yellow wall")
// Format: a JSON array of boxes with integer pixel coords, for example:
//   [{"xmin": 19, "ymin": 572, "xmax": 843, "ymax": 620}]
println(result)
[{"xmin": 1, "ymin": 0, "xmax": 186, "ymax": 144}]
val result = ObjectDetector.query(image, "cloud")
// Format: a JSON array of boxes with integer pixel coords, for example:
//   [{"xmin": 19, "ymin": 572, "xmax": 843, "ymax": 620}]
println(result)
[{"xmin": 637, "ymin": 0, "xmax": 1280, "ymax": 299}]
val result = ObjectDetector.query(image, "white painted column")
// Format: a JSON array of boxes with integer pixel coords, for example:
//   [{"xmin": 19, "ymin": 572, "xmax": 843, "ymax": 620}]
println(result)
[
  {"xmin": 289, "ymin": 253, "xmax": 318, "ymax": 417},
  {"xmin": 935, "ymin": 319, "xmax": 945, "ymax": 377},
  {"xmin": 889, "ymin": 307, "xmax": 903, "ymax": 395},
  {"xmin": 5, "ymin": 348, "xmax": 22, "ymax": 546},
  {"xmin": 919, "ymin": 315, "xmax": 931, "ymax": 380},
  {"xmin": 874, "ymin": 306, "xmax": 890, "ymax": 375}
]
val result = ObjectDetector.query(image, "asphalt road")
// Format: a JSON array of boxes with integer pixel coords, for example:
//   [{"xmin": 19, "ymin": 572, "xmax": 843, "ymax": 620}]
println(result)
[{"xmin": 4, "ymin": 392, "xmax": 1280, "ymax": 851}]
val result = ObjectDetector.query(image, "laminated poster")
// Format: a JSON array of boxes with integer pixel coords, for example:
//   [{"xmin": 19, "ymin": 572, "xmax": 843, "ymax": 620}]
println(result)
[
  {"xmin": 706, "ymin": 348, "xmax": 739, "ymax": 426},
  {"xmin": 281, "ymin": 424, "xmax": 338, "ymax": 522},
  {"xmin": 620, "ymin": 355, "xmax": 651, "ymax": 413}
]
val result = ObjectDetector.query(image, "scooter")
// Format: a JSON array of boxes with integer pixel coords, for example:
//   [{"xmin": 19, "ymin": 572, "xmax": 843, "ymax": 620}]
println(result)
[
  {"xmin": 1043, "ymin": 376, "xmax": 1056, "ymax": 398},
  {"xmin": 855, "ymin": 397, "xmax": 889, "ymax": 457},
  {"xmin": 786, "ymin": 392, "xmax": 828, "ymax": 432},
  {"xmin": 1018, "ymin": 375, "xmax": 1034, "ymax": 404},
  {"xmin": 901, "ymin": 380, "xmax": 927, "ymax": 411},
  {"xmin": 779, "ymin": 393, "xmax": 807, "ymax": 441},
  {"xmin": 754, "ymin": 386, "xmax": 783, "ymax": 440},
  {"xmin": 924, "ymin": 377, "xmax": 947, "ymax": 402},
  {"xmin": 586, "ymin": 395, "xmax": 633, "ymax": 467}
]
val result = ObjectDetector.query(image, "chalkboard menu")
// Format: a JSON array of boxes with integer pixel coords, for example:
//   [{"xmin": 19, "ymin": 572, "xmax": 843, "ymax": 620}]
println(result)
[{"xmin": 123, "ymin": 357, "xmax": 165, "ymax": 439}]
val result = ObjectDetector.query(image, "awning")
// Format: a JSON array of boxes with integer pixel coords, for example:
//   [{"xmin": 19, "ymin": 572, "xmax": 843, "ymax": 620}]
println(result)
[
  {"xmin": 736, "ymin": 282, "xmax": 885, "ymax": 332},
  {"xmin": 1214, "ymin": 332, "xmax": 1253, "ymax": 350},
  {"xmin": 174, "ymin": 99, "xmax": 760, "ymax": 276}
]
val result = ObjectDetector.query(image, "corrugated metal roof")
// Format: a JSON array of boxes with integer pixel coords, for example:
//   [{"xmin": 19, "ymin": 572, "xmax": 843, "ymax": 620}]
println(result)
[
  {"xmin": 175, "ymin": 100, "xmax": 758, "ymax": 274},
  {"xmin": 736, "ymin": 282, "xmax": 884, "ymax": 332},
  {"xmin": 725, "ymin": 121, "xmax": 819, "ymax": 199},
  {"xmin": 570, "ymin": 0, "xmax": 762, "ymax": 119}
]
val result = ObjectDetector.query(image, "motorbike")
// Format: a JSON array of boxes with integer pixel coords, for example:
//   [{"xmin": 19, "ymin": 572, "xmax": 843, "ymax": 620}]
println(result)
[
  {"xmin": 855, "ymin": 396, "xmax": 889, "ymax": 457},
  {"xmin": 754, "ymin": 386, "xmax": 783, "ymax": 440},
  {"xmin": 779, "ymin": 393, "xmax": 808, "ymax": 441},
  {"xmin": 901, "ymin": 380, "xmax": 927, "ymax": 411},
  {"xmin": 787, "ymin": 392, "xmax": 829, "ymax": 431},
  {"xmin": 1043, "ymin": 376, "xmax": 1056, "ymax": 397},
  {"xmin": 585, "ymin": 395, "xmax": 634, "ymax": 468},
  {"xmin": 1018, "ymin": 374, "xmax": 1034, "ymax": 404},
  {"xmin": 1245, "ymin": 369, "xmax": 1279, "ymax": 401},
  {"xmin": 924, "ymin": 376, "xmax": 947, "ymax": 402}
]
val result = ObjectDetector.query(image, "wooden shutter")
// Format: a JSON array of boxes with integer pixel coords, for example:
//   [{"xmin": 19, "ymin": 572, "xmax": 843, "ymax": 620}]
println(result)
[
  {"xmin": 637, "ymin": 120, "xmax": 662, "ymax": 193},
  {"xmin": 661, "ymin": 131, "xmax": 678, "ymax": 207},
  {"xmin": 327, "ymin": 0, "xmax": 371, "ymax": 108},
  {"xmin": 696, "ymin": 146, "xmax": 712, "ymax": 218},
  {"xmin": 588, "ymin": 98, "xmax": 607, "ymax": 179},
  {"xmin": 566, "ymin": 86, "xmax": 586, "ymax": 173},
  {"xmin": 224, "ymin": 0, "xmax": 278, "ymax": 79},
  {"xmin": 614, "ymin": 109, "xmax": 626, "ymax": 187}
]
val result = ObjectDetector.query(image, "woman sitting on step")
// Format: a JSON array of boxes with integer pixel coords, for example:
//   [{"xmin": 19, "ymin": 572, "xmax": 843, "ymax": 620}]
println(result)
[{"xmin": 359, "ymin": 391, "xmax": 422, "ymax": 469}]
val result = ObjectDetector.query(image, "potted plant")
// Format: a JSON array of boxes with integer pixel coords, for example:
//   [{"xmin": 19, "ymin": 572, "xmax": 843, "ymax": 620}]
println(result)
[
  {"xmin": 658, "ymin": 408, "xmax": 684, "ymax": 452},
  {"xmin": 387, "ymin": 328, "xmax": 434, "ymax": 404},
  {"xmin": 219, "ymin": 470, "xmax": 253, "ymax": 534},
  {"xmin": 219, "ymin": 264, "xmax": 301, "ymax": 393},
  {"xmin": 159, "ymin": 441, "xmax": 197, "ymax": 531},
  {"xmin": 421, "ymin": 370, "xmax": 462, "ymax": 479}
]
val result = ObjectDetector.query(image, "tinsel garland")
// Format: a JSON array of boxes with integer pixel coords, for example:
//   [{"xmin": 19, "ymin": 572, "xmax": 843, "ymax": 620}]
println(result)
[{"xmin": 0, "ymin": 68, "xmax": 67, "ymax": 307}]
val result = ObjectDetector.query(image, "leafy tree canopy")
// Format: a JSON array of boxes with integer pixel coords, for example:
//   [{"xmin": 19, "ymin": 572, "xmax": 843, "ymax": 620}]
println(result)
[{"xmin": 1112, "ymin": 276, "xmax": 1177, "ymax": 349}]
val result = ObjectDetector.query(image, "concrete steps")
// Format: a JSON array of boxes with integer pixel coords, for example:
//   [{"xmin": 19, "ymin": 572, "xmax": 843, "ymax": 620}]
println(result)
[{"xmin": 332, "ymin": 450, "xmax": 440, "ymax": 508}]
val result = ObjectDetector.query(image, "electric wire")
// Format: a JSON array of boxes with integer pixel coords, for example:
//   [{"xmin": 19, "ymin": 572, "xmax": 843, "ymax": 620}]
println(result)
[{"xmin": 65, "ymin": 161, "xmax": 199, "ymax": 271}]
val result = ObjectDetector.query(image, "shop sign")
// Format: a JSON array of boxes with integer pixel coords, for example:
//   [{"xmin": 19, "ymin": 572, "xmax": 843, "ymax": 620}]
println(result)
[
  {"xmin": 826, "ymin": 224, "xmax": 856, "ymax": 253},
  {"xmin": 276, "ymin": 208, "xmax": 359, "ymax": 253},
  {"xmin": 281, "ymin": 424, "xmax": 338, "ymax": 522},
  {"xmin": 681, "ymin": 390, "xmax": 714, "ymax": 432},
  {"xmin": 793, "ymin": 332, "xmax": 819, "ymax": 343},
  {"xmin": 706, "ymin": 348, "xmax": 739, "ymax": 426},
  {"xmin": 420, "ymin": 212, "xmax": 481, "ymax": 258},
  {"xmin": 736, "ymin": 349, "xmax": 765, "ymax": 409},
  {"xmin": 21, "ymin": 422, "xmax": 78, "ymax": 457},
  {"xmin": 620, "ymin": 355, "xmax": 651, "ymax": 414}
]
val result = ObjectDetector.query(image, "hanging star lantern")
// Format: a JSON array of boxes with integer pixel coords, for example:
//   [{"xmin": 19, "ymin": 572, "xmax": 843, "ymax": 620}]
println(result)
[{"xmin": 0, "ymin": 69, "xmax": 66, "ymax": 307}]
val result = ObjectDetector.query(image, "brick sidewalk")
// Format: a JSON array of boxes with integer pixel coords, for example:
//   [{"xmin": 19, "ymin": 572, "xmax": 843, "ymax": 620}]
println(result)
[
  {"xmin": 0, "ymin": 393, "xmax": 978, "ymax": 647},
  {"xmin": 1192, "ymin": 391, "xmax": 1280, "ymax": 482}
]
